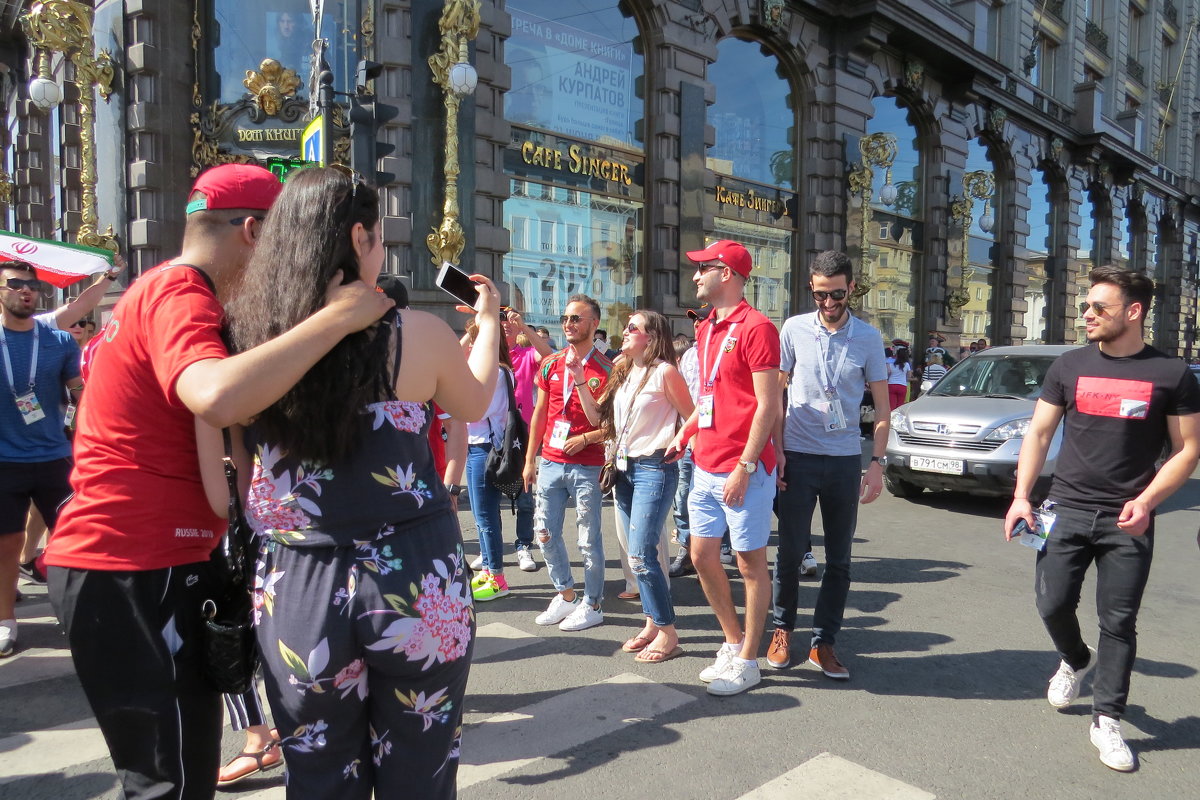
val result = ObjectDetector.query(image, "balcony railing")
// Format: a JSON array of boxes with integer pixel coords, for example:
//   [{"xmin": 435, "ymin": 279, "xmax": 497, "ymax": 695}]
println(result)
[
  {"xmin": 1126, "ymin": 55, "xmax": 1145, "ymax": 84},
  {"xmin": 1086, "ymin": 20, "xmax": 1109, "ymax": 54}
]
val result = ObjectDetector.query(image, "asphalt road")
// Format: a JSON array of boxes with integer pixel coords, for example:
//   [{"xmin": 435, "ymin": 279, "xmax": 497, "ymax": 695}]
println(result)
[{"xmin": 3, "ymin": 466, "xmax": 1199, "ymax": 799}]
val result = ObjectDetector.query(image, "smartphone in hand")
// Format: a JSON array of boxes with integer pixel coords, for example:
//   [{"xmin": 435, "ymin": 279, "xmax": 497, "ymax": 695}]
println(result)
[{"xmin": 435, "ymin": 261, "xmax": 480, "ymax": 307}]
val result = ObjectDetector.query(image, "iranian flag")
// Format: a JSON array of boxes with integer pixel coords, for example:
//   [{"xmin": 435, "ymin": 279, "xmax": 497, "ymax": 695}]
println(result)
[{"xmin": 0, "ymin": 230, "xmax": 113, "ymax": 289}]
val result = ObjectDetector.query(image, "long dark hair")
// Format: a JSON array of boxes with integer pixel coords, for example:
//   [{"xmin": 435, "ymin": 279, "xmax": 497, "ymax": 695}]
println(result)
[
  {"xmin": 227, "ymin": 168, "xmax": 388, "ymax": 465},
  {"xmin": 893, "ymin": 346, "xmax": 910, "ymax": 369},
  {"xmin": 596, "ymin": 309, "xmax": 677, "ymax": 437}
]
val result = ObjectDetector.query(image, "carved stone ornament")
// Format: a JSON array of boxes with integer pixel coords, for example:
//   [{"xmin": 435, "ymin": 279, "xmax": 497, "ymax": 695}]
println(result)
[
  {"xmin": 1049, "ymin": 136, "xmax": 1064, "ymax": 161},
  {"xmin": 988, "ymin": 106, "xmax": 1007, "ymax": 135},
  {"xmin": 244, "ymin": 59, "xmax": 302, "ymax": 118},
  {"xmin": 904, "ymin": 59, "xmax": 925, "ymax": 93},
  {"xmin": 761, "ymin": 0, "xmax": 788, "ymax": 31},
  {"xmin": 0, "ymin": 171, "xmax": 12, "ymax": 207}
]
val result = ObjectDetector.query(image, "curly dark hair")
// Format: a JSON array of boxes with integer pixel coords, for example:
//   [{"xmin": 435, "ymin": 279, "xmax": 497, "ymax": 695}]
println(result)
[{"xmin": 226, "ymin": 167, "xmax": 389, "ymax": 465}]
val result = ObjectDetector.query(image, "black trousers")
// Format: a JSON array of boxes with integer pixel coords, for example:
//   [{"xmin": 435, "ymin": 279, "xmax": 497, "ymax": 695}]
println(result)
[
  {"xmin": 49, "ymin": 562, "xmax": 224, "ymax": 800},
  {"xmin": 1034, "ymin": 502, "xmax": 1154, "ymax": 720}
]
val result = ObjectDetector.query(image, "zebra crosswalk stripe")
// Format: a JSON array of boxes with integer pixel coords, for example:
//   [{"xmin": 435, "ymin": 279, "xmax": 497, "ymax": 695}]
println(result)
[{"xmin": 736, "ymin": 752, "xmax": 936, "ymax": 800}]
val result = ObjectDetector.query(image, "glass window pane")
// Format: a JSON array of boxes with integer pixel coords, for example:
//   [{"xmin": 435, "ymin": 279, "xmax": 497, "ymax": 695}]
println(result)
[
  {"xmin": 707, "ymin": 38, "xmax": 794, "ymax": 189},
  {"xmin": 1073, "ymin": 191, "xmax": 1097, "ymax": 343},
  {"xmin": 503, "ymin": 179, "xmax": 641, "ymax": 336},
  {"xmin": 706, "ymin": 221, "xmax": 792, "ymax": 325},
  {"xmin": 505, "ymin": 0, "xmax": 643, "ymax": 151}
]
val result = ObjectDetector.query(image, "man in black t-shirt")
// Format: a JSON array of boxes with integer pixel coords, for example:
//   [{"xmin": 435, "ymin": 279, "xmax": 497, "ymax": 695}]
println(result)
[{"xmin": 1005, "ymin": 266, "xmax": 1200, "ymax": 773}]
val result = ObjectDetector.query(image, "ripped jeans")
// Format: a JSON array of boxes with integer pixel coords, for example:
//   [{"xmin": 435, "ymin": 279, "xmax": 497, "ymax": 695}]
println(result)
[
  {"xmin": 613, "ymin": 451, "xmax": 678, "ymax": 626},
  {"xmin": 533, "ymin": 458, "xmax": 605, "ymax": 607}
]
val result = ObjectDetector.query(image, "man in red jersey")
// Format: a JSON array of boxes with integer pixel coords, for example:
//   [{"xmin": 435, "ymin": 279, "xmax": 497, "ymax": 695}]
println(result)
[
  {"xmin": 45, "ymin": 164, "xmax": 392, "ymax": 800},
  {"xmin": 667, "ymin": 239, "xmax": 781, "ymax": 696},
  {"xmin": 522, "ymin": 294, "xmax": 612, "ymax": 632}
]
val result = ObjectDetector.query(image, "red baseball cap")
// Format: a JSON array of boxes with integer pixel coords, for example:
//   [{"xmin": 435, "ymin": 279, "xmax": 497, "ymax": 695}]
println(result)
[
  {"xmin": 685, "ymin": 239, "xmax": 752, "ymax": 278},
  {"xmin": 186, "ymin": 164, "xmax": 283, "ymax": 215}
]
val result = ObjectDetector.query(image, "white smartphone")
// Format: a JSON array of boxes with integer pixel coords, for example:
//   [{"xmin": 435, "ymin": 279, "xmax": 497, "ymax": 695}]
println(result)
[{"xmin": 434, "ymin": 261, "xmax": 480, "ymax": 307}]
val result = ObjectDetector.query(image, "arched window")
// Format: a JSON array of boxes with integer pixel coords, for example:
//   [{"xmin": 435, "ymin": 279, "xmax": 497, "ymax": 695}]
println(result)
[
  {"xmin": 1024, "ymin": 168, "xmax": 1054, "ymax": 343},
  {"xmin": 502, "ymin": 0, "xmax": 644, "ymax": 335},
  {"xmin": 963, "ymin": 139, "xmax": 998, "ymax": 343},
  {"xmin": 1073, "ymin": 188, "xmax": 1099, "ymax": 343},
  {"xmin": 706, "ymin": 37, "xmax": 798, "ymax": 323},
  {"xmin": 855, "ymin": 96, "xmax": 922, "ymax": 344}
]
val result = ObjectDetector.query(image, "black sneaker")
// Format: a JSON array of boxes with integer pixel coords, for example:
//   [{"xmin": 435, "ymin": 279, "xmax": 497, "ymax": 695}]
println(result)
[
  {"xmin": 668, "ymin": 547, "xmax": 694, "ymax": 577},
  {"xmin": 19, "ymin": 559, "xmax": 46, "ymax": 584}
]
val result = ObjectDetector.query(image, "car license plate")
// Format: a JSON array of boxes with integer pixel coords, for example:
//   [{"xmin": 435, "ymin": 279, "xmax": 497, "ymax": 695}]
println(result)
[{"xmin": 910, "ymin": 456, "xmax": 964, "ymax": 475}]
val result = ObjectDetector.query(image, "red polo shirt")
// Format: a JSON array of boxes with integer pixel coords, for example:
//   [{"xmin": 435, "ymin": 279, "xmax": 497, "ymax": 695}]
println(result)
[
  {"xmin": 534, "ymin": 347, "xmax": 612, "ymax": 466},
  {"xmin": 692, "ymin": 299, "xmax": 780, "ymax": 475}
]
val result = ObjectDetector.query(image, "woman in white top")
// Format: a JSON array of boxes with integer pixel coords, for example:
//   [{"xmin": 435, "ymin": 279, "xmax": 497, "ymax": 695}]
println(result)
[
  {"xmin": 886, "ymin": 346, "xmax": 911, "ymax": 409},
  {"xmin": 569, "ymin": 310, "xmax": 694, "ymax": 662}
]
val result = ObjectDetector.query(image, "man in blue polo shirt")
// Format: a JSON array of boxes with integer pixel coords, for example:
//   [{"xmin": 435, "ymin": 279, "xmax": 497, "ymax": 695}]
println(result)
[
  {"xmin": 768, "ymin": 250, "xmax": 889, "ymax": 680},
  {"xmin": 0, "ymin": 259, "xmax": 81, "ymax": 657}
]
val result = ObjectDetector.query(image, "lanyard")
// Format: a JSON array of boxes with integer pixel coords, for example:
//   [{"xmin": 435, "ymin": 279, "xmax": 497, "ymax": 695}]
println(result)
[
  {"xmin": 814, "ymin": 316, "xmax": 853, "ymax": 395},
  {"xmin": 562, "ymin": 345, "xmax": 596, "ymax": 411},
  {"xmin": 700, "ymin": 322, "xmax": 738, "ymax": 391},
  {"xmin": 0, "ymin": 324, "xmax": 38, "ymax": 397}
]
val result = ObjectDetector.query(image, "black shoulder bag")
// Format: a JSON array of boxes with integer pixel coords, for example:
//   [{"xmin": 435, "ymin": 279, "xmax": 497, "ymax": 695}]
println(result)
[
  {"xmin": 200, "ymin": 428, "xmax": 259, "ymax": 694},
  {"xmin": 485, "ymin": 368, "xmax": 530, "ymax": 511}
]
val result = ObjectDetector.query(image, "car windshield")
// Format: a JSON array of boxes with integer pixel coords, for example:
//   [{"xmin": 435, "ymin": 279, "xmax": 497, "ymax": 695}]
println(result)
[{"xmin": 928, "ymin": 354, "xmax": 1059, "ymax": 399}]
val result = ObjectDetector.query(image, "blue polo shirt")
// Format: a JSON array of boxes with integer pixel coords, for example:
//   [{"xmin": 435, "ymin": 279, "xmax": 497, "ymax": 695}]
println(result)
[
  {"xmin": 0, "ymin": 321, "xmax": 80, "ymax": 462},
  {"xmin": 780, "ymin": 311, "xmax": 886, "ymax": 456}
]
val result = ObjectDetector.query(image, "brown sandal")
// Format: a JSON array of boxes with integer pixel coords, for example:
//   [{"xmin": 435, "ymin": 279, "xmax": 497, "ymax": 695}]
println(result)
[
  {"xmin": 621, "ymin": 633, "xmax": 655, "ymax": 653},
  {"xmin": 217, "ymin": 741, "xmax": 283, "ymax": 787}
]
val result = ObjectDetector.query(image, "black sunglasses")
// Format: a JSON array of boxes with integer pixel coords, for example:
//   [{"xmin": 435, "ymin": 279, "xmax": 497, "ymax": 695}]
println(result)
[
  {"xmin": 811, "ymin": 289, "xmax": 848, "ymax": 301},
  {"xmin": 560, "ymin": 314, "xmax": 591, "ymax": 325},
  {"xmin": 1080, "ymin": 301, "xmax": 1126, "ymax": 316},
  {"xmin": 695, "ymin": 264, "xmax": 725, "ymax": 275},
  {"xmin": 0, "ymin": 277, "xmax": 46, "ymax": 292},
  {"xmin": 228, "ymin": 215, "xmax": 266, "ymax": 226}
]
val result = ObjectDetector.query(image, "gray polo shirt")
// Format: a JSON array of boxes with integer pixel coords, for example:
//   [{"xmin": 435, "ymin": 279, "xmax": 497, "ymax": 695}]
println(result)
[{"xmin": 780, "ymin": 311, "xmax": 887, "ymax": 456}]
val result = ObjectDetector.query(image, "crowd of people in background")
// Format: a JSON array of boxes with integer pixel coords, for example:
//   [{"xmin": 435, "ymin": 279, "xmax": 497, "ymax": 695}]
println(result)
[{"xmin": 3, "ymin": 162, "xmax": 1198, "ymax": 799}]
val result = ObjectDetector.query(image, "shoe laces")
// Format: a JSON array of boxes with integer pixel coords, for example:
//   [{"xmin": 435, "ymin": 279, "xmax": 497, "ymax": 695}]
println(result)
[
  {"xmin": 1049, "ymin": 662, "xmax": 1078, "ymax": 693},
  {"xmin": 771, "ymin": 629, "xmax": 789, "ymax": 649},
  {"xmin": 1094, "ymin": 717, "xmax": 1124, "ymax": 747}
]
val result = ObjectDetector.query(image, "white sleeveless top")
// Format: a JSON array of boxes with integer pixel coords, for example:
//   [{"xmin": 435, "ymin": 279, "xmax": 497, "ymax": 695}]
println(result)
[{"xmin": 612, "ymin": 361, "xmax": 679, "ymax": 457}]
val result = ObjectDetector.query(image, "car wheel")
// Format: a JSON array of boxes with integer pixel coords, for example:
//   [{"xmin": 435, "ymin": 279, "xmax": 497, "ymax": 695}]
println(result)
[{"xmin": 884, "ymin": 472, "xmax": 924, "ymax": 498}]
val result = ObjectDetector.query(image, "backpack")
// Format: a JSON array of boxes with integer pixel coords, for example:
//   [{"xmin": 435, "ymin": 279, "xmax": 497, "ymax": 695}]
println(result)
[{"xmin": 485, "ymin": 368, "xmax": 529, "ymax": 511}]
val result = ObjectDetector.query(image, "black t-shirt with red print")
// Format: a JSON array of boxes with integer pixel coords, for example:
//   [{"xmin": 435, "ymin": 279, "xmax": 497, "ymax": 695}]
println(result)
[{"xmin": 1041, "ymin": 343, "xmax": 1200, "ymax": 510}]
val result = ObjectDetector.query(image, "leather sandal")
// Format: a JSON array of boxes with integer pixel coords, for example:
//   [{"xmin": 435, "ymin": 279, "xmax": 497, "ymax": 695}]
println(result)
[{"xmin": 217, "ymin": 741, "xmax": 283, "ymax": 787}]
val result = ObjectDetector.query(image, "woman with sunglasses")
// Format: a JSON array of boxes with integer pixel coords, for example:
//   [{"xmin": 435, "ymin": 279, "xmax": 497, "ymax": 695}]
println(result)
[
  {"xmin": 224, "ymin": 168, "xmax": 500, "ymax": 799},
  {"xmin": 568, "ymin": 310, "xmax": 694, "ymax": 662}
]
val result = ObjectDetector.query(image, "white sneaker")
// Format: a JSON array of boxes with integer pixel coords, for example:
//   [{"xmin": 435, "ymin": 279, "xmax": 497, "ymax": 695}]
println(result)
[
  {"xmin": 470, "ymin": 554, "xmax": 484, "ymax": 570},
  {"xmin": 799, "ymin": 552, "xmax": 818, "ymax": 576},
  {"xmin": 1091, "ymin": 715, "xmax": 1136, "ymax": 772},
  {"xmin": 0, "ymin": 619, "xmax": 16, "ymax": 658},
  {"xmin": 699, "ymin": 643, "xmax": 738, "ymax": 683},
  {"xmin": 516, "ymin": 548, "xmax": 537, "ymax": 572},
  {"xmin": 534, "ymin": 594, "xmax": 579, "ymax": 626},
  {"xmin": 559, "ymin": 602, "xmax": 603, "ymax": 631},
  {"xmin": 707, "ymin": 658, "xmax": 761, "ymax": 696},
  {"xmin": 1047, "ymin": 645, "xmax": 1097, "ymax": 709}
]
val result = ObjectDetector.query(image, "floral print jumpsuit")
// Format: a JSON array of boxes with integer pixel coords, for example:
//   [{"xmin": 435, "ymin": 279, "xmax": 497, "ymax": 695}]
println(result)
[{"xmin": 247, "ymin": 319, "xmax": 473, "ymax": 799}]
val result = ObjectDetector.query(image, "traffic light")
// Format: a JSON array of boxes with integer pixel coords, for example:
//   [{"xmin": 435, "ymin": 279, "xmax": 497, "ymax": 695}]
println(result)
[{"xmin": 349, "ymin": 60, "xmax": 400, "ymax": 186}]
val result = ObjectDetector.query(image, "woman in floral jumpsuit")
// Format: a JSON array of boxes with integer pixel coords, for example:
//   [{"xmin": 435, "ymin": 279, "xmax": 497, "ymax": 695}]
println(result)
[{"xmin": 224, "ymin": 168, "xmax": 502, "ymax": 799}]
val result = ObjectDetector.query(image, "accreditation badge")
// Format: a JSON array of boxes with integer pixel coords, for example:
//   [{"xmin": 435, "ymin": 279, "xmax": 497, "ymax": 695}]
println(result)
[
  {"xmin": 697, "ymin": 394, "xmax": 714, "ymax": 429},
  {"xmin": 15, "ymin": 391, "xmax": 46, "ymax": 424},
  {"xmin": 549, "ymin": 418, "xmax": 571, "ymax": 450}
]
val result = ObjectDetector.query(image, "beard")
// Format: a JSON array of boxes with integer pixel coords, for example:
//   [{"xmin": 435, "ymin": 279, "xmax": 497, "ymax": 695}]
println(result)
[
  {"xmin": 820, "ymin": 303, "xmax": 848, "ymax": 325},
  {"xmin": 2, "ymin": 297, "xmax": 34, "ymax": 319},
  {"xmin": 1085, "ymin": 320, "xmax": 1124, "ymax": 343}
]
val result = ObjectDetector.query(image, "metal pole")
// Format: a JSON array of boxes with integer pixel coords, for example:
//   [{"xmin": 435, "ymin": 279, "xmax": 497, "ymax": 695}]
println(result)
[{"xmin": 318, "ymin": 70, "xmax": 334, "ymax": 167}]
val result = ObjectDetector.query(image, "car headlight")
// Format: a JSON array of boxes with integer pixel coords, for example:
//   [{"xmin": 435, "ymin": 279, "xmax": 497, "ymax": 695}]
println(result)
[
  {"xmin": 890, "ymin": 409, "xmax": 909, "ymax": 432},
  {"xmin": 985, "ymin": 418, "xmax": 1031, "ymax": 441}
]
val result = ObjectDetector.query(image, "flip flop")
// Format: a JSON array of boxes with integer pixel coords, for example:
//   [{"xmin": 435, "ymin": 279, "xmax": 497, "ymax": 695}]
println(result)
[
  {"xmin": 217, "ymin": 742, "xmax": 283, "ymax": 787},
  {"xmin": 621, "ymin": 633, "xmax": 655, "ymax": 653},
  {"xmin": 617, "ymin": 590, "xmax": 640, "ymax": 600},
  {"xmin": 635, "ymin": 645, "xmax": 685, "ymax": 664}
]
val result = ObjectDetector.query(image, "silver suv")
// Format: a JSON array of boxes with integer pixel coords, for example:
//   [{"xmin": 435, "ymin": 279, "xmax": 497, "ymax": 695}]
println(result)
[{"xmin": 884, "ymin": 344, "xmax": 1079, "ymax": 500}]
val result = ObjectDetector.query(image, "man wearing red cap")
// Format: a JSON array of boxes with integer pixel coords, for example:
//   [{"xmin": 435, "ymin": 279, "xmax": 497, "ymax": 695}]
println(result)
[
  {"xmin": 667, "ymin": 239, "xmax": 781, "ymax": 696},
  {"xmin": 45, "ymin": 164, "xmax": 393, "ymax": 800}
]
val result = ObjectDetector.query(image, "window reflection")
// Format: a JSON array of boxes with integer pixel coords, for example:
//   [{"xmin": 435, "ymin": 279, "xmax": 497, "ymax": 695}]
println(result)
[
  {"xmin": 707, "ymin": 222, "xmax": 791, "ymax": 324},
  {"xmin": 1073, "ymin": 190, "xmax": 1098, "ymax": 343},
  {"xmin": 707, "ymin": 38, "xmax": 794, "ymax": 189},
  {"xmin": 209, "ymin": 0, "xmax": 359, "ymax": 106},
  {"xmin": 963, "ymin": 139, "xmax": 997, "ymax": 343},
  {"xmin": 1023, "ymin": 168, "xmax": 1053, "ymax": 342},
  {"xmin": 505, "ymin": 0, "xmax": 643, "ymax": 150}
]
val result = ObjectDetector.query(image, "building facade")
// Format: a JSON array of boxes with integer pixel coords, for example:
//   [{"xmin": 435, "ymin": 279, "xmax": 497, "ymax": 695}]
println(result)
[{"xmin": 2, "ymin": 0, "xmax": 1198, "ymax": 355}]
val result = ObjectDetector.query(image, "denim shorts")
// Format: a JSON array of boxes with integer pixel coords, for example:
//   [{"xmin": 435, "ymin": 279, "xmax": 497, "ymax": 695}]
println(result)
[{"xmin": 687, "ymin": 465, "xmax": 776, "ymax": 552}]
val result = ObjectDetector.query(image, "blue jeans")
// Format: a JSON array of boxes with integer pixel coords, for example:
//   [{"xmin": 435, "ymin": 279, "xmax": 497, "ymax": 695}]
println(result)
[
  {"xmin": 466, "ymin": 444, "xmax": 504, "ymax": 572},
  {"xmin": 671, "ymin": 448, "xmax": 694, "ymax": 546},
  {"xmin": 534, "ymin": 458, "xmax": 605, "ymax": 607},
  {"xmin": 771, "ymin": 451, "xmax": 860, "ymax": 647},
  {"xmin": 614, "ymin": 452, "xmax": 679, "ymax": 626},
  {"xmin": 514, "ymin": 488, "xmax": 534, "ymax": 551}
]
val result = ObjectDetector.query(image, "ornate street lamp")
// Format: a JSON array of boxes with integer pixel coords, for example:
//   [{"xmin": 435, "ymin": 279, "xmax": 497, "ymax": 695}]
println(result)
[
  {"xmin": 946, "ymin": 169, "xmax": 995, "ymax": 320},
  {"xmin": 846, "ymin": 132, "xmax": 899, "ymax": 308},
  {"xmin": 426, "ymin": 0, "xmax": 481, "ymax": 268},
  {"xmin": 22, "ymin": 0, "xmax": 118, "ymax": 252}
]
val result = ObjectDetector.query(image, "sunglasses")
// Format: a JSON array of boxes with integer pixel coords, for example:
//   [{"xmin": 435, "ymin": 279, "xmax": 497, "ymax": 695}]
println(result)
[
  {"xmin": 1080, "ymin": 301, "xmax": 1126, "ymax": 316},
  {"xmin": 0, "ymin": 277, "xmax": 46, "ymax": 292},
  {"xmin": 228, "ymin": 215, "xmax": 266, "ymax": 226},
  {"xmin": 811, "ymin": 289, "xmax": 848, "ymax": 301},
  {"xmin": 68, "ymin": 321, "xmax": 85, "ymax": 328},
  {"xmin": 625, "ymin": 322, "xmax": 641, "ymax": 334},
  {"xmin": 560, "ymin": 314, "xmax": 591, "ymax": 325},
  {"xmin": 695, "ymin": 264, "xmax": 725, "ymax": 275}
]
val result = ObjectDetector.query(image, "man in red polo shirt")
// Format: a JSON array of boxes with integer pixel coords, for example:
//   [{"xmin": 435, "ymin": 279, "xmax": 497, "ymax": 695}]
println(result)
[
  {"xmin": 44, "ymin": 164, "xmax": 392, "ymax": 800},
  {"xmin": 522, "ymin": 294, "xmax": 612, "ymax": 632},
  {"xmin": 667, "ymin": 239, "xmax": 781, "ymax": 696}
]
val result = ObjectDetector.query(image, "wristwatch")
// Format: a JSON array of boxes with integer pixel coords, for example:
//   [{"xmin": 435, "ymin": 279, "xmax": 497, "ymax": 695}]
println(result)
[
  {"xmin": 446, "ymin": 484, "xmax": 465, "ymax": 497},
  {"xmin": 737, "ymin": 459, "xmax": 758, "ymax": 474},
  {"xmin": 870, "ymin": 456, "xmax": 888, "ymax": 467}
]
